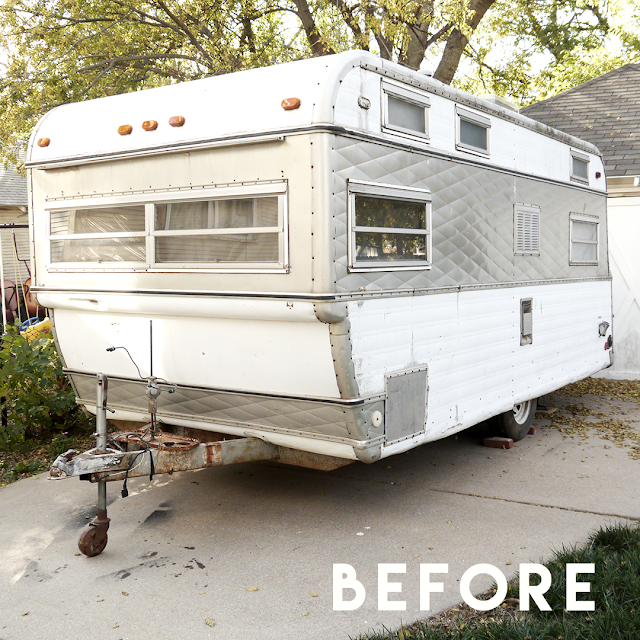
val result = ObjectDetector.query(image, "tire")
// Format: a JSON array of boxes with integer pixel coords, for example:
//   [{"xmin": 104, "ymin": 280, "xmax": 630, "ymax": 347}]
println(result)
[{"xmin": 493, "ymin": 398, "xmax": 537, "ymax": 441}]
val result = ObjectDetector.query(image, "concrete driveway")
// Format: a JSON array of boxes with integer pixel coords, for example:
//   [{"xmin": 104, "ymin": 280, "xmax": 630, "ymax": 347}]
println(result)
[{"xmin": 1, "ymin": 384, "xmax": 638, "ymax": 640}]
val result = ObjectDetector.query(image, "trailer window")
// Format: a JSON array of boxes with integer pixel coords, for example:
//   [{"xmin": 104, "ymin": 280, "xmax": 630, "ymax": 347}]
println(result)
[
  {"xmin": 348, "ymin": 180, "xmax": 431, "ymax": 271},
  {"xmin": 46, "ymin": 182, "xmax": 288, "ymax": 272},
  {"xmin": 456, "ymin": 106, "xmax": 490, "ymax": 155},
  {"xmin": 570, "ymin": 150, "xmax": 589, "ymax": 184},
  {"xmin": 382, "ymin": 82, "xmax": 430, "ymax": 140},
  {"xmin": 154, "ymin": 196, "xmax": 282, "ymax": 265},
  {"xmin": 570, "ymin": 213, "xmax": 598, "ymax": 265},
  {"xmin": 49, "ymin": 205, "xmax": 146, "ymax": 264}
]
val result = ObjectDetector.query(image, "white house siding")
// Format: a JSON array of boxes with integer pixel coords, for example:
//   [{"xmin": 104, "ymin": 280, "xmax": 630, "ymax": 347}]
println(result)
[{"xmin": 598, "ymin": 192, "xmax": 640, "ymax": 379}]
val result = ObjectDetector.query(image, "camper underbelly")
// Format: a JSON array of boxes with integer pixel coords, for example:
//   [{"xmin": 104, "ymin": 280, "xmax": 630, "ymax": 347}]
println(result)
[{"xmin": 348, "ymin": 279, "xmax": 612, "ymax": 455}]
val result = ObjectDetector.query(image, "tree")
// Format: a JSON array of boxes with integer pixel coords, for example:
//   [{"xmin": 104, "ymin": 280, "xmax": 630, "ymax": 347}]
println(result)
[
  {"xmin": 0, "ymin": 0, "xmax": 502, "ymax": 166},
  {"xmin": 454, "ymin": 0, "xmax": 640, "ymax": 104}
]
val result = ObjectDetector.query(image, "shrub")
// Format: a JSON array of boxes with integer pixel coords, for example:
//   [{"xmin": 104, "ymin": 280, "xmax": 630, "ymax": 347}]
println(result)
[{"xmin": 0, "ymin": 324, "xmax": 89, "ymax": 449}]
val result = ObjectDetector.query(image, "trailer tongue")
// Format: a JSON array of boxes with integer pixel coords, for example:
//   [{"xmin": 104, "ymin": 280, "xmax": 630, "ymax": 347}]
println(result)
[{"xmin": 50, "ymin": 373, "xmax": 352, "ymax": 556}]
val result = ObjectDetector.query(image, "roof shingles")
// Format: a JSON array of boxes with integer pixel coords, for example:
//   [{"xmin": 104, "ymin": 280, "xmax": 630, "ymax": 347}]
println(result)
[{"xmin": 521, "ymin": 64, "xmax": 640, "ymax": 177}]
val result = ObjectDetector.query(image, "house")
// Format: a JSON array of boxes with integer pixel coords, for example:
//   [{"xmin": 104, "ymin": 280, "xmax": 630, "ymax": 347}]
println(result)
[
  {"xmin": 521, "ymin": 64, "xmax": 640, "ymax": 379},
  {"xmin": 0, "ymin": 162, "xmax": 31, "ymax": 324}
]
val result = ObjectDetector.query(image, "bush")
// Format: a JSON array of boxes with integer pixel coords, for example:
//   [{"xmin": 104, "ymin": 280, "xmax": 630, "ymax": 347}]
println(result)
[{"xmin": 0, "ymin": 324, "xmax": 89, "ymax": 449}]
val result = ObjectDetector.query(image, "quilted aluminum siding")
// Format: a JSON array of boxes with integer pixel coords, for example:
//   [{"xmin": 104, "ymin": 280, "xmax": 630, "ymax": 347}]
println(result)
[
  {"xmin": 331, "ymin": 135, "xmax": 608, "ymax": 293},
  {"xmin": 69, "ymin": 373, "xmax": 384, "ymax": 443}
]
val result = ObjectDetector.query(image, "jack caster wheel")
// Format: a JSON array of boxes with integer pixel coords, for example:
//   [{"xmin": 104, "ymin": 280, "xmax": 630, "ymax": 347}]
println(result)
[
  {"xmin": 493, "ymin": 398, "xmax": 537, "ymax": 442},
  {"xmin": 78, "ymin": 525, "xmax": 108, "ymax": 557}
]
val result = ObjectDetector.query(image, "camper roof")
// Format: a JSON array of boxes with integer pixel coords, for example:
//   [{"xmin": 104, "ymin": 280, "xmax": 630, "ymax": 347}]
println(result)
[{"xmin": 27, "ymin": 50, "xmax": 600, "ymax": 168}]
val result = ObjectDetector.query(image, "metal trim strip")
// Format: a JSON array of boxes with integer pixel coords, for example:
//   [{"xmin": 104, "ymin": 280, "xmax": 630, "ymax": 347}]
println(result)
[
  {"xmin": 28, "ymin": 125, "xmax": 606, "ymax": 197},
  {"xmin": 64, "ymin": 369, "xmax": 385, "ymax": 406},
  {"xmin": 34, "ymin": 276, "xmax": 612, "ymax": 301}
]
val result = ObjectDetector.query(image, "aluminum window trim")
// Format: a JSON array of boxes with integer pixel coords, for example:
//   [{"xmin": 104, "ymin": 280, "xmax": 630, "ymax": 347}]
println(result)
[
  {"xmin": 569, "ymin": 212, "xmax": 599, "ymax": 266},
  {"xmin": 455, "ymin": 105, "xmax": 491, "ymax": 157},
  {"xmin": 570, "ymin": 149, "xmax": 590, "ymax": 185},
  {"xmin": 46, "ymin": 182, "xmax": 289, "ymax": 272},
  {"xmin": 44, "ymin": 180, "xmax": 288, "ymax": 209},
  {"xmin": 381, "ymin": 80, "xmax": 430, "ymax": 142},
  {"xmin": 347, "ymin": 179, "xmax": 432, "ymax": 271}
]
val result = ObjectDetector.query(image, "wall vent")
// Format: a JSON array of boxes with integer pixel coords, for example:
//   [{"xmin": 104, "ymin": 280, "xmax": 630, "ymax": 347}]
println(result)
[{"xmin": 514, "ymin": 204, "xmax": 540, "ymax": 255}]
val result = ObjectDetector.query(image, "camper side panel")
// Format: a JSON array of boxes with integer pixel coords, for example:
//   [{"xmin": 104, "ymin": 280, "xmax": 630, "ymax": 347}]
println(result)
[
  {"xmin": 331, "ymin": 135, "xmax": 607, "ymax": 292},
  {"xmin": 347, "ymin": 280, "xmax": 612, "ymax": 447}
]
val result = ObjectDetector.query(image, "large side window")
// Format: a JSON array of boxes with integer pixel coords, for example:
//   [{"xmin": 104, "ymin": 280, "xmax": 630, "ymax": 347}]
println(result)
[
  {"xmin": 570, "ymin": 213, "xmax": 598, "ymax": 265},
  {"xmin": 47, "ymin": 182, "xmax": 288, "ymax": 272},
  {"xmin": 49, "ymin": 205, "xmax": 147, "ymax": 264},
  {"xmin": 382, "ymin": 81, "xmax": 430, "ymax": 141},
  {"xmin": 348, "ymin": 180, "xmax": 431, "ymax": 271},
  {"xmin": 154, "ymin": 195, "xmax": 282, "ymax": 267}
]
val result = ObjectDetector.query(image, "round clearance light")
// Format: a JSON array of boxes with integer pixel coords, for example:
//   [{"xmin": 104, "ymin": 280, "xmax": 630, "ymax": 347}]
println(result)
[
  {"xmin": 281, "ymin": 97, "xmax": 301, "ymax": 111},
  {"xmin": 118, "ymin": 124, "xmax": 133, "ymax": 136},
  {"xmin": 142, "ymin": 120, "xmax": 158, "ymax": 131},
  {"xmin": 169, "ymin": 115, "xmax": 185, "ymax": 127},
  {"xmin": 37, "ymin": 138, "xmax": 50, "ymax": 147},
  {"xmin": 595, "ymin": 171, "xmax": 602, "ymax": 178}
]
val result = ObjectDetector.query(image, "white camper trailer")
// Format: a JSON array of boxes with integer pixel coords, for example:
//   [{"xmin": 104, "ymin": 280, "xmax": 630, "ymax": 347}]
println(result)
[{"xmin": 29, "ymin": 51, "xmax": 613, "ymax": 552}]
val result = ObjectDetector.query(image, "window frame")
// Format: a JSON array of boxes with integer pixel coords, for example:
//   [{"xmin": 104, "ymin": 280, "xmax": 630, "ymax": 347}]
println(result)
[
  {"xmin": 570, "ymin": 149, "xmax": 590, "ymax": 185},
  {"xmin": 347, "ymin": 179, "xmax": 432, "ymax": 272},
  {"xmin": 381, "ymin": 80, "xmax": 431, "ymax": 142},
  {"xmin": 569, "ymin": 212, "xmax": 599, "ymax": 266},
  {"xmin": 455, "ymin": 106, "xmax": 491, "ymax": 157},
  {"xmin": 45, "ymin": 181, "xmax": 289, "ymax": 273}
]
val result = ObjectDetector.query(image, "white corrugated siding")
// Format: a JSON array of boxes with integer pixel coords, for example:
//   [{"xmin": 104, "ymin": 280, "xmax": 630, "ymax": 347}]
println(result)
[
  {"xmin": 0, "ymin": 211, "xmax": 33, "ymax": 322},
  {"xmin": 348, "ymin": 280, "xmax": 612, "ymax": 444}
]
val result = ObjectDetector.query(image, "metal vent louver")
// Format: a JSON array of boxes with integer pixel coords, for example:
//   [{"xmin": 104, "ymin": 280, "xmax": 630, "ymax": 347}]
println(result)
[{"xmin": 514, "ymin": 204, "xmax": 540, "ymax": 255}]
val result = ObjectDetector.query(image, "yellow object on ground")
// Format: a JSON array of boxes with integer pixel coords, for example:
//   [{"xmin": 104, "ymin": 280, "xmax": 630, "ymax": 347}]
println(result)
[{"xmin": 23, "ymin": 317, "xmax": 51, "ymax": 342}]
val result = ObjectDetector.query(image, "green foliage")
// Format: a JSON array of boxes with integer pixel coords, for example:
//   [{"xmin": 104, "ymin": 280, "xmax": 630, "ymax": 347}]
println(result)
[
  {"xmin": 455, "ymin": 0, "xmax": 640, "ymax": 105},
  {"xmin": 0, "ymin": 0, "xmax": 501, "ymax": 166},
  {"xmin": 0, "ymin": 458, "xmax": 44, "ymax": 483},
  {"xmin": 0, "ymin": 324, "xmax": 88, "ymax": 449}
]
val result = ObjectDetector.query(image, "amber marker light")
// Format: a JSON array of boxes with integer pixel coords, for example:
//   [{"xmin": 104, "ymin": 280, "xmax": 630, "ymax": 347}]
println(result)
[
  {"xmin": 37, "ymin": 138, "xmax": 50, "ymax": 147},
  {"xmin": 281, "ymin": 97, "xmax": 301, "ymax": 111},
  {"xmin": 169, "ymin": 115, "xmax": 185, "ymax": 127},
  {"xmin": 142, "ymin": 120, "xmax": 158, "ymax": 131},
  {"xmin": 118, "ymin": 124, "xmax": 133, "ymax": 135}
]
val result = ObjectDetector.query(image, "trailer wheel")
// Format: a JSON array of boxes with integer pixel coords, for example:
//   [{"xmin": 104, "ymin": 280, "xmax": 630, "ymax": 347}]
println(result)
[
  {"xmin": 494, "ymin": 399, "xmax": 537, "ymax": 441},
  {"xmin": 78, "ymin": 526, "xmax": 108, "ymax": 557}
]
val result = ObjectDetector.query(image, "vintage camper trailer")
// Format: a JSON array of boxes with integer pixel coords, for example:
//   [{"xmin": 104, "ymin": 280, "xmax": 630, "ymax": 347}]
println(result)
[{"xmin": 29, "ymin": 51, "xmax": 613, "ymax": 552}]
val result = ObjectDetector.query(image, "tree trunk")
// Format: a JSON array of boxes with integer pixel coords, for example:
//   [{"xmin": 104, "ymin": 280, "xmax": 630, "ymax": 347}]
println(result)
[
  {"xmin": 434, "ymin": 0, "xmax": 496, "ymax": 85},
  {"xmin": 292, "ymin": 0, "xmax": 334, "ymax": 57}
]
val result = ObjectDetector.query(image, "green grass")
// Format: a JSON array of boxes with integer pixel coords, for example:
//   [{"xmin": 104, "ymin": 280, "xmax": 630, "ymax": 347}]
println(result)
[{"xmin": 354, "ymin": 523, "xmax": 640, "ymax": 640}]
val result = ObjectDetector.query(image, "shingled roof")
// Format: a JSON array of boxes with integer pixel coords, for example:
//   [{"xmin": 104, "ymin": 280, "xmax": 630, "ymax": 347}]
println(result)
[
  {"xmin": 520, "ymin": 64, "xmax": 640, "ymax": 178},
  {"xmin": 0, "ymin": 163, "xmax": 27, "ymax": 207}
]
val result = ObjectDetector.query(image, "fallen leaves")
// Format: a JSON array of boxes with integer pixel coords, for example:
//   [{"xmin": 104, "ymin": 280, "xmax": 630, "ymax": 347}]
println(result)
[{"xmin": 205, "ymin": 618, "xmax": 215, "ymax": 627}]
